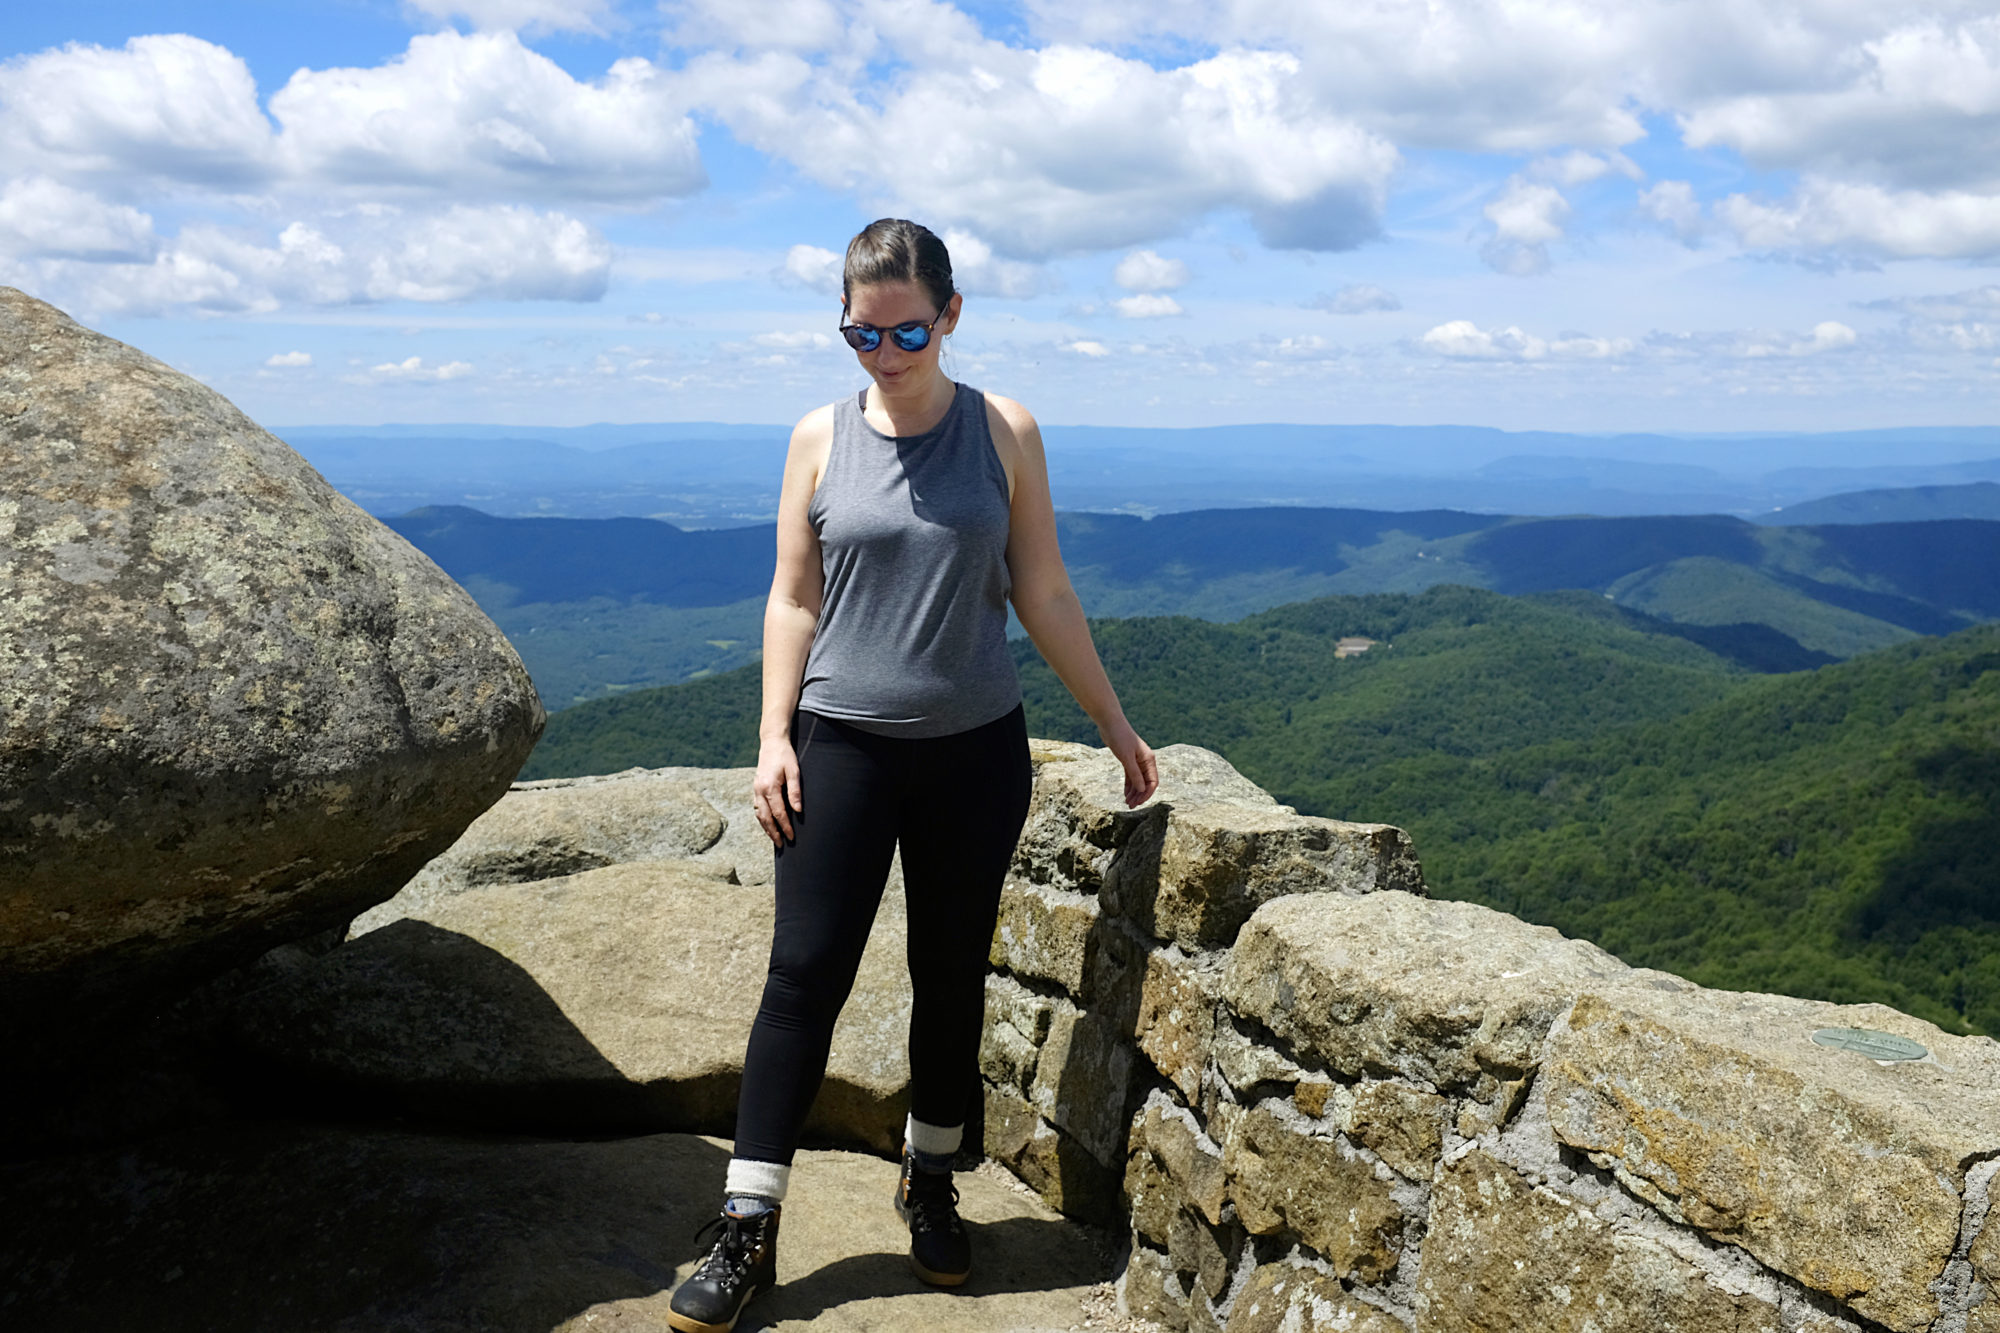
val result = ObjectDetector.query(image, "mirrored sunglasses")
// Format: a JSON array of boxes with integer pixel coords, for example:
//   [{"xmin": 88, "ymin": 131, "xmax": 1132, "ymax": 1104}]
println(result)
[{"xmin": 838, "ymin": 308, "xmax": 945, "ymax": 353}]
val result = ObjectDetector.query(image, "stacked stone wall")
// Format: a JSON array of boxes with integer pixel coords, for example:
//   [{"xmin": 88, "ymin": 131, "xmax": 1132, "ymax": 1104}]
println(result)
[{"xmin": 984, "ymin": 742, "xmax": 2000, "ymax": 1333}]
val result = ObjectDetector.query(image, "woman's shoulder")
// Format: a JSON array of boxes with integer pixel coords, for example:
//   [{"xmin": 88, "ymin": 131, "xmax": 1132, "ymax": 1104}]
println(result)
[
  {"xmin": 978, "ymin": 390, "xmax": 1038, "ymax": 439},
  {"xmin": 791, "ymin": 401, "xmax": 839, "ymax": 443}
]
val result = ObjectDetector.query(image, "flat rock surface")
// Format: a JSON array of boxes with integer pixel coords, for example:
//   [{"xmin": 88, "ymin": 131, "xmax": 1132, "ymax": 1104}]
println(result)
[
  {"xmin": 232, "ymin": 860, "xmax": 914, "ymax": 1150},
  {"xmin": 0, "ymin": 1124, "xmax": 1114, "ymax": 1333}
]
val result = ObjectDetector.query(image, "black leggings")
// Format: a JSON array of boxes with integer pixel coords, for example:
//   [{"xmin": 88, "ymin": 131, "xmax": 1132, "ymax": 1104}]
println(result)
[{"xmin": 732, "ymin": 704, "xmax": 1033, "ymax": 1166}]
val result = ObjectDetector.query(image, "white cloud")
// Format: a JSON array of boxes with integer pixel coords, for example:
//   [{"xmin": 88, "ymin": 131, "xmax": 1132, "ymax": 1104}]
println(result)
[
  {"xmin": 406, "ymin": 0, "xmax": 616, "ymax": 34},
  {"xmin": 0, "ymin": 34, "xmax": 275, "ymax": 190},
  {"xmin": 664, "ymin": 0, "xmax": 846, "ymax": 52},
  {"xmin": 1114, "ymin": 249, "xmax": 1190, "ymax": 292},
  {"xmin": 1421, "ymin": 320, "xmax": 1633, "ymax": 361},
  {"xmin": 1114, "ymin": 293, "xmax": 1184, "ymax": 318},
  {"xmin": 1639, "ymin": 180, "xmax": 1704, "ymax": 244},
  {"xmin": 1309, "ymin": 283, "xmax": 1400, "ymax": 314},
  {"xmin": 0, "ymin": 178, "xmax": 156, "ymax": 262},
  {"xmin": 369, "ymin": 355, "xmax": 474, "ymax": 380},
  {"xmin": 752, "ymin": 330, "xmax": 831, "ymax": 348},
  {"xmin": 1719, "ymin": 178, "xmax": 2000, "ymax": 260},
  {"xmin": 1422, "ymin": 320, "xmax": 1547, "ymax": 360},
  {"xmin": 1480, "ymin": 178, "xmax": 1570, "ymax": 275},
  {"xmin": 778, "ymin": 243, "xmax": 843, "ymax": 295},
  {"xmin": 1549, "ymin": 334, "xmax": 1634, "ymax": 358},
  {"xmin": 939, "ymin": 228, "xmax": 1051, "ymax": 298},
  {"xmin": 1741, "ymin": 321, "xmax": 1858, "ymax": 358},
  {"xmin": 684, "ymin": 15, "xmax": 1398, "ymax": 256},
  {"xmin": 269, "ymin": 31, "xmax": 703, "ymax": 203},
  {"xmin": 265, "ymin": 350, "xmax": 313, "ymax": 367},
  {"xmin": 1528, "ymin": 149, "xmax": 1641, "ymax": 186},
  {"xmin": 1067, "ymin": 339, "xmax": 1112, "ymax": 357},
  {"xmin": 20, "ymin": 204, "xmax": 610, "ymax": 315}
]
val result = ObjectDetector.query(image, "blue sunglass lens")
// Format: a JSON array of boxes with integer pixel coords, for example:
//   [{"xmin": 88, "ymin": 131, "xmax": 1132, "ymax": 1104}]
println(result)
[{"xmin": 891, "ymin": 324, "xmax": 932, "ymax": 352}]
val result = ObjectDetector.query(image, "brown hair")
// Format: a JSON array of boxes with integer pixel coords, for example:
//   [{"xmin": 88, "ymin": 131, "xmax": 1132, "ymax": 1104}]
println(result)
[{"xmin": 843, "ymin": 218, "xmax": 955, "ymax": 310}]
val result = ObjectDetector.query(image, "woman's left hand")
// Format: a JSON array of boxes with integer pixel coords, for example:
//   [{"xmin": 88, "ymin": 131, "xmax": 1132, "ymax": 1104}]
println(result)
[{"xmin": 1099, "ymin": 717, "xmax": 1159, "ymax": 808}]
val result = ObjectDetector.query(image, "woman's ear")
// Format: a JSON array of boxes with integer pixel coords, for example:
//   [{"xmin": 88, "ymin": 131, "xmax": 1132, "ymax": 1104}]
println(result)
[{"xmin": 943, "ymin": 291, "xmax": 964, "ymax": 334}]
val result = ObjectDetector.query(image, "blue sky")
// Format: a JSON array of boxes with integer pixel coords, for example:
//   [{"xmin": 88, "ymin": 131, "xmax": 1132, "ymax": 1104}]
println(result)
[{"xmin": 4, "ymin": 0, "xmax": 2000, "ymax": 432}]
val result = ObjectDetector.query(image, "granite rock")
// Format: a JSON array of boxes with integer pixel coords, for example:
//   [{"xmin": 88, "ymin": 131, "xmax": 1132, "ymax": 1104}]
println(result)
[
  {"xmin": 0, "ymin": 287, "xmax": 541, "ymax": 1035},
  {"xmin": 1545, "ymin": 989, "xmax": 2000, "ymax": 1332},
  {"xmin": 231, "ymin": 860, "xmax": 912, "ymax": 1150},
  {"xmin": 1226, "ymin": 1263, "xmax": 1409, "ymax": 1333},
  {"xmin": 1416, "ymin": 1149, "xmax": 1779, "ymax": 1333}
]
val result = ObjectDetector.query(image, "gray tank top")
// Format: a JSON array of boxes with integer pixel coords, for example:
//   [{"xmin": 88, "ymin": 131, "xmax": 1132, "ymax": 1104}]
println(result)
[{"xmin": 798, "ymin": 381, "xmax": 1021, "ymax": 737}]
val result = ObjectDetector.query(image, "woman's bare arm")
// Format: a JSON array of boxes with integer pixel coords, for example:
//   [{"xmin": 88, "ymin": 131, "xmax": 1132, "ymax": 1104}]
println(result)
[
  {"xmin": 753, "ymin": 406, "xmax": 833, "ymax": 843},
  {"xmin": 990, "ymin": 394, "xmax": 1159, "ymax": 808}
]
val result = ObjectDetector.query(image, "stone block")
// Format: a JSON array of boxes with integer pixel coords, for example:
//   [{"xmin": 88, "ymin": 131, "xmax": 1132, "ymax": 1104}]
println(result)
[
  {"xmin": 1212, "ymin": 1017, "xmax": 1308, "ymax": 1094},
  {"xmin": 984, "ymin": 972, "xmax": 1056, "ymax": 1045},
  {"xmin": 1170, "ymin": 1207, "xmax": 1242, "ymax": 1302},
  {"xmin": 1029, "ymin": 1003, "xmax": 1140, "ymax": 1168},
  {"xmin": 1105, "ymin": 802, "xmax": 1425, "ymax": 952},
  {"xmin": 979, "ymin": 1017, "xmax": 1040, "ymax": 1093},
  {"xmin": 1545, "ymin": 990, "xmax": 2000, "ymax": 1332},
  {"xmin": 1224, "ymin": 892, "xmax": 1673, "ymax": 1092},
  {"xmin": 990, "ymin": 881, "xmax": 1099, "ymax": 996},
  {"xmin": 1132, "ymin": 1096, "xmax": 1229, "ymax": 1226},
  {"xmin": 1349, "ymin": 1081, "xmax": 1446, "ymax": 1181},
  {"xmin": 1121, "ymin": 1243, "xmax": 1192, "ymax": 1332},
  {"xmin": 1224, "ymin": 1104, "xmax": 1403, "ymax": 1284},
  {"xmin": 1974, "ymin": 1210, "xmax": 2000, "ymax": 1333},
  {"xmin": 1134, "ymin": 948, "xmax": 1223, "ymax": 1102},
  {"xmin": 984, "ymin": 1085, "xmax": 1124, "ymax": 1224},
  {"xmin": 1226, "ymin": 1263, "xmax": 1410, "ymax": 1333},
  {"xmin": 1416, "ymin": 1149, "xmax": 1780, "ymax": 1333}
]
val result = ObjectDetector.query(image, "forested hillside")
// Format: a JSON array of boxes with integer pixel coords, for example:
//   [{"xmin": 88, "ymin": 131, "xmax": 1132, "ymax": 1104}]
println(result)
[
  {"xmin": 395, "ymin": 504, "xmax": 2000, "ymax": 706},
  {"xmin": 520, "ymin": 588, "xmax": 2000, "ymax": 1035}
]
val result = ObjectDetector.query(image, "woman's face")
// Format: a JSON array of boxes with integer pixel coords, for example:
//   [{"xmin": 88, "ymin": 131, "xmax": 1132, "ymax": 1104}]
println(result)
[{"xmin": 844, "ymin": 279, "xmax": 961, "ymax": 393}]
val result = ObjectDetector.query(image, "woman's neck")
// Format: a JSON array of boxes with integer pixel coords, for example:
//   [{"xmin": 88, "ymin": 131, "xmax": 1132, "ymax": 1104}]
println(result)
[{"xmin": 866, "ymin": 370, "xmax": 956, "ymax": 437}]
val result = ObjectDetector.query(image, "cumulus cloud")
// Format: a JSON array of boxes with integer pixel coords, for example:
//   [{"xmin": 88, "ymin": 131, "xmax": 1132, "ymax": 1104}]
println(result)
[
  {"xmin": 265, "ymin": 350, "xmax": 312, "ymax": 367},
  {"xmin": 0, "ymin": 30, "xmax": 703, "ymax": 205},
  {"xmin": 1719, "ymin": 179, "xmax": 2000, "ymax": 261},
  {"xmin": 1114, "ymin": 293, "xmax": 1184, "ymax": 318},
  {"xmin": 269, "ymin": 31, "xmax": 703, "ymax": 203},
  {"xmin": 1741, "ymin": 321, "xmax": 1857, "ymax": 357},
  {"xmin": 1528, "ymin": 149, "xmax": 1641, "ymax": 186},
  {"xmin": 0, "ymin": 34, "xmax": 276, "ymax": 190},
  {"xmin": 778, "ymin": 243, "xmax": 842, "ymax": 294},
  {"xmin": 1068, "ymin": 339, "xmax": 1112, "ymax": 357},
  {"xmin": 751, "ymin": 330, "xmax": 831, "ymax": 349},
  {"xmin": 368, "ymin": 355, "xmax": 474, "ymax": 380},
  {"xmin": 20, "ymin": 204, "xmax": 610, "ymax": 315},
  {"xmin": 405, "ymin": 0, "xmax": 616, "ymax": 34},
  {"xmin": 0, "ymin": 177, "xmax": 156, "ymax": 262},
  {"xmin": 1421, "ymin": 320, "xmax": 1633, "ymax": 361},
  {"xmin": 1480, "ymin": 178, "xmax": 1570, "ymax": 275},
  {"xmin": 1309, "ymin": 283, "xmax": 1400, "ymax": 314},
  {"xmin": 1639, "ymin": 180, "xmax": 1704, "ymax": 244},
  {"xmin": 663, "ymin": 0, "xmax": 846, "ymax": 52},
  {"xmin": 940, "ymin": 228, "xmax": 1050, "ymax": 298},
  {"xmin": 682, "ymin": 10, "xmax": 1398, "ymax": 256},
  {"xmin": 1114, "ymin": 249, "xmax": 1190, "ymax": 292}
]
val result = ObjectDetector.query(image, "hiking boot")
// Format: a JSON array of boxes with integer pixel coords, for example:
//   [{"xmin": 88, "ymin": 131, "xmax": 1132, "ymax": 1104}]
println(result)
[
  {"xmin": 892, "ymin": 1144, "xmax": 970, "ymax": 1286},
  {"xmin": 666, "ymin": 1203, "xmax": 780, "ymax": 1333}
]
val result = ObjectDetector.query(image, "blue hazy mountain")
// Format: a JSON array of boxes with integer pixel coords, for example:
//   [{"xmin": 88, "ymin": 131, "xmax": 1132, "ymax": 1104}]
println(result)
[
  {"xmin": 387, "ymin": 505, "xmax": 2000, "ymax": 708},
  {"xmin": 289, "ymin": 422, "xmax": 2000, "ymax": 525},
  {"xmin": 1769, "ymin": 481, "xmax": 2000, "ymax": 525}
]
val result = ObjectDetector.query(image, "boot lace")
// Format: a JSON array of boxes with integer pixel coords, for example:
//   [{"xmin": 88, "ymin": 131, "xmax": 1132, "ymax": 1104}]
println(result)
[
  {"xmin": 904, "ymin": 1170, "xmax": 964, "ymax": 1237},
  {"xmin": 690, "ymin": 1211, "xmax": 761, "ymax": 1283}
]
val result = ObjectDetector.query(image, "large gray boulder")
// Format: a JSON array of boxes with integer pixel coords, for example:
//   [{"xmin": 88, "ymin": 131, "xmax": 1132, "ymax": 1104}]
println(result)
[{"xmin": 0, "ymin": 287, "xmax": 543, "ymax": 1036}]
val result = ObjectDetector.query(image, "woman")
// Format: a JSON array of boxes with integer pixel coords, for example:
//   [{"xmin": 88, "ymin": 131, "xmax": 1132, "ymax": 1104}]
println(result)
[{"xmin": 667, "ymin": 218, "xmax": 1159, "ymax": 1333}]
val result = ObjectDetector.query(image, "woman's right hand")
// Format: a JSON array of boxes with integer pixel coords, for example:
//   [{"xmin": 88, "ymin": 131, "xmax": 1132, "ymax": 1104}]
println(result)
[{"xmin": 753, "ymin": 735, "xmax": 803, "ymax": 846}]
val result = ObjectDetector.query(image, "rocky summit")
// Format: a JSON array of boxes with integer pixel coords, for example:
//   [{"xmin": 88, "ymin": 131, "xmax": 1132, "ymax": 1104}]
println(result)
[{"xmin": 0, "ymin": 287, "xmax": 543, "ymax": 1044}]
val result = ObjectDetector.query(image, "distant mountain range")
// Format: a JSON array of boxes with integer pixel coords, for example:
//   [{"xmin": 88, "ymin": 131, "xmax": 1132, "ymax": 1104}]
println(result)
[
  {"xmin": 388, "ymin": 504, "xmax": 2000, "ymax": 707},
  {"xmin": 1769, "ymin": 481, "xmax": 2000, "ymax": 525},
  {"xmin": 289, "ymin": 422, "xmax": 2000, "ymax": 524}
]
